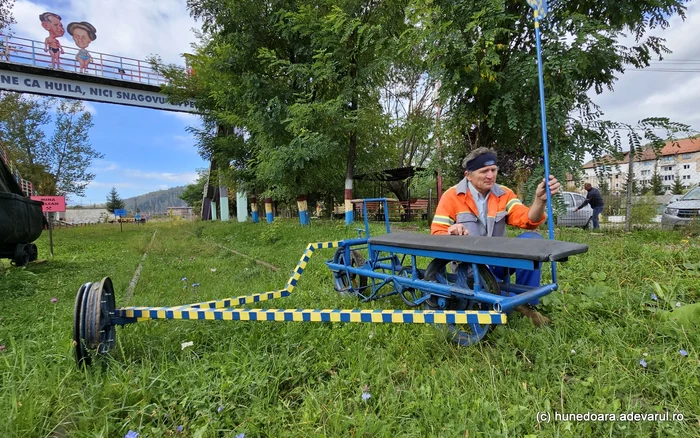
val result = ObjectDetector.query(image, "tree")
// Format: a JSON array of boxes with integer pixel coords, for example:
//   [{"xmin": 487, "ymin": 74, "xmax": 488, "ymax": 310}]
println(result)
[
  {"xmin": 423, "ymin": 0, "xmax": 690, "ymax": 193},
  {"xmin": 672, "ymin": 176, "xmax": 685, "ymax": 195},
  {"xmin": 105, "ymin": 187, "xmax": 125, "ymax": 213},
  {"xmin": 179, "ymin": 168, "xmax": 208, "ymax": 214},
  {"xmin": 0, "ymin": 95, "xmax": 102, "ymax": 197},
  {"xmin": 44, "ymin": 100, "xmax": 103, "ymax": 196},
  {"xmin": 158, "ymin": 0, "xmax": 410, "ymax": 211},
  {"xmin": 651, "ymin": 171, "xmax": 665, "ymax": 196}
]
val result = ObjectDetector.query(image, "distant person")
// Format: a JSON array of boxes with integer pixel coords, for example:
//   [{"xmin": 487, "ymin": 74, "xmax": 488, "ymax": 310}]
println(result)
[
  {"xmin": 67, "ymin": 21, "xmax": 97, "ymax": 73},
  {"xmin": 40, "ymin": 12, "xmax": 65, "ymax": 69},
  {"xmin": 575, "ymin": 183, "xmax": 605, "ymax": 229}
]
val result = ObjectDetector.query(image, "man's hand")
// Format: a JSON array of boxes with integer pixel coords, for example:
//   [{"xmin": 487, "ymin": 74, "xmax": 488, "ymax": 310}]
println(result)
[
  {"xmin": 535, "ymin": 175, "xmax": 561, "ymax": 202},
  {"xmin": 447, "ymin": 223, "xmax": 469, "ymax": 235}
]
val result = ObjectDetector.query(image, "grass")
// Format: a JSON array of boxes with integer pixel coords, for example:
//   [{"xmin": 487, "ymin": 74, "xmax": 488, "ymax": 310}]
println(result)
[{"xmin": 0, "ymin": 219, "xmax": 698, "ymax": 437}]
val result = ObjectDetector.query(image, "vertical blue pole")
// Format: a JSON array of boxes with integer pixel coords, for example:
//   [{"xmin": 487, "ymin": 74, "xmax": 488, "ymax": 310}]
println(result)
[
  {"xmin": 345, "ymin": 179, "xmax": 354, "ymax": 225},
  {"xmin": 265, "ymin": 198, "xmax": 274, "ymax": 223},
  {"xmin": 250, "ymin": 196, "xmax": 259, "ymax": 223},
  {"xmin": 534, "ymin": 22, "xmax": 557, "ymax": 283}
]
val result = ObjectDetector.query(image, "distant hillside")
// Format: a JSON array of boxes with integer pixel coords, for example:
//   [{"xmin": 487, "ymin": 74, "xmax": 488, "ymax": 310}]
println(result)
[{"xmin": 122, "ymin": 186, "xmax": 188, "ymax": 214}]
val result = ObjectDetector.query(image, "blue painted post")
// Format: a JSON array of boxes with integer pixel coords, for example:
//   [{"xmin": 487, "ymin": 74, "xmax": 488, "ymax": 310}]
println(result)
[
  {"xmin": 297, "ymin": 195, "xmax": 310, "ymax": 225},
  {"xmin": 344, "ymin": 179, "xmax": 354, "ymax": 225},
  {"xmin": 265, "ymin": 197, "xmax": 274, "ymax": 223},
  {"xmin": 250, "ymin": 196, "xmax": 259, "ymax": 223}
]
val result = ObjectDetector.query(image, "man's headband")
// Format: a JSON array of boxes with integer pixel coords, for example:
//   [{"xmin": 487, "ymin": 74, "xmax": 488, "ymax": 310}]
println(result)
[{"xmin": 466, "ymin": 153, "xmax": 497, "ymax": 172}]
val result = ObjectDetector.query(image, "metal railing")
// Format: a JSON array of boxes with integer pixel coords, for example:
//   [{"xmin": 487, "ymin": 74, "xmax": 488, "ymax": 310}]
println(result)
[{"xmin": 0, "ymin": 34, "xmax": 183, "ymax": 86}]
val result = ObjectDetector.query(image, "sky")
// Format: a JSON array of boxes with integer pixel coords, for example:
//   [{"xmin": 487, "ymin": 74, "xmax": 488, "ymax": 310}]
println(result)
[{"xmin": 7, "ymin": 0, "xmax": 700, "ymax": 205}]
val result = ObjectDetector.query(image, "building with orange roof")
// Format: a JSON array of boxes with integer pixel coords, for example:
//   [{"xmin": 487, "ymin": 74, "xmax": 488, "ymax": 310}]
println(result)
[{"xmin": 580, "ymin": 138, "xmax": 700, "ymax": 194}]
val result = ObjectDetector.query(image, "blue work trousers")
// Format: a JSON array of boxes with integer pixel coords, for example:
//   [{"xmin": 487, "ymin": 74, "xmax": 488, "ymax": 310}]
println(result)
[{"xmin": 489, "ymin": 231, "xmax": 542, "ymax": 305}]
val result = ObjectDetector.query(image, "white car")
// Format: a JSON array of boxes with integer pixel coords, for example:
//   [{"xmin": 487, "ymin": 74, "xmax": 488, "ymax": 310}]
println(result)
[
  {"xmin": 557, "ymin": 191, "xmax": 594, "ymax": 228},
  {"xmin": 661, "ymin": 187, "xmax": 700, "ymax": 229}
]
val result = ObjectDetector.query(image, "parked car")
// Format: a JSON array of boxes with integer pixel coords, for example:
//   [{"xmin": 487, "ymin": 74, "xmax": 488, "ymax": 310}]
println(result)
[
  {"xmin": 556, "ymin": 191, "xmax": 594, "ymax": 228},
  {"xmin": 661, "ymin": 186, "xmax": 700, "ymax": 229}
]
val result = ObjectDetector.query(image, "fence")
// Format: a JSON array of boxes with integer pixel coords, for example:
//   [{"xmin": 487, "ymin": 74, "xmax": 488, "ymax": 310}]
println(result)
[{"xmin": 0, "ymin": 34, "xmax": 180, "ymax": 86}]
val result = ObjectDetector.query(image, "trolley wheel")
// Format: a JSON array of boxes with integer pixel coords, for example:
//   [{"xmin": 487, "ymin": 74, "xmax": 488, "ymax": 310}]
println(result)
[
  {"xmin": 423, "ymin": 259, "xmax": 501, "ymax": 346},
  {"xmin": 395, "ymin": 267, "xmax": 426, "ymax": 307},
  {"xmin": 73, "ymin": 277, "xmax": 117, "ymax": 367},
  {"xmin": 28, "ymin": 244, "xmax": 38, "ymax": 262},
  {"xmin": 332, "ymin": 248, "xmax": 368, "ymax": 297},
  {"xmin": 11, "ymin": 244, "xmax": 30, "ymax": 267}
]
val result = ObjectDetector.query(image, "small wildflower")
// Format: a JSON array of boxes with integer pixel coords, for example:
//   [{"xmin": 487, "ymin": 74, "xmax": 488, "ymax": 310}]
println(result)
[
  {"xmin": 181, "ymin": 277, "xmax": 187, "ymax": 282},
  {"xmin": 651, "ymin": 293, "xmax": 658, "ymax": 302},
  {"xmin": 0, "ymin": 345, "xmax": 6, "ymax": 351},
  {"xmin": 125, "ymin": 431, "xmax": 139, "ymax": 438},
  {"xmin": 570, "ymin": 349, "xmax": 576, "ymax": 354},
  {"xmin": 217, "ymin": 405, "xmax": 224, "ymax": 413},
  {"xmin": 675, "ymin": 302, "xmax": 682, "ymax": 308},
  {"xmin": 643, "ymin": 352, "xmax": 648, "ymax": 357},
  {"xmin": 210, "ymin": 268, "xmax": 217, "ymax": 272},
  {"xmin": 50, "ymin": 297, "xmax": 57, "ymax": 303},
  {"xmin": 362, "ymin": 392, "xmax": 371, "ymax": 401},
  {"xmin": 639, "ymin": 359, "xmax": 648, "ymax": 368},
  {"xmin": 680, "ymin": 349, "xmax": 688, "ymax": 357},
  {"xmin": 235, "ymin": 434, "xmax": 245, "ymax": 438},
  {"xmin": 177, "ymin": 426, "xmax": 183, "ymax": 433},
  {"xmin": 192, "ymin": 283, "xmax": 200, "ymax": 288},
  {"xmin": 181, "ymin": 341, "xmax": 193, "ymax": 350}
]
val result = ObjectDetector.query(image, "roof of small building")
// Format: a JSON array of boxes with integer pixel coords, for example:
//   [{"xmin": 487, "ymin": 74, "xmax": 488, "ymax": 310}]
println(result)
[{"xmin": 582, "ymin": 137, "xmax": 700, "ymax": 169}]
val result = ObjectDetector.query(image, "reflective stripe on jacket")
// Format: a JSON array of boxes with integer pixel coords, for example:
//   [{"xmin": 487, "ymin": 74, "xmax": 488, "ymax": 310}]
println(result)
[{"xmin": 430, "ymin": 178, "xmax": 545, "ymax": 236}]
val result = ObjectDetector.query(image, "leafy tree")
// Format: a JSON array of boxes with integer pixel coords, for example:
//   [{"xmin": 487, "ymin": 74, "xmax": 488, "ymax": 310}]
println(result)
[
  {"xmin": 44, "ymin": 100, "xmax": 102, "ymax": 196},
  {"xmin": 598, "ymin": 179, "xmax": 610, "ymax": 196},
  {"xmin": 105, "ymin": 187, "xmax": 125, "ymax": 213},
  {"xmin": 423, "ymin": 0, "xmax": 690, "ymax": 193},
  {"xmin": 671, "ymin": 176, "xmax": 685, "ymax": 195},
  {"xmin": 0, "ymin": 95, "xmax": 102, "ymax": 197},
  {"xmin": 158, "ymin": 0, "xmax": 410, "ymax": 208},
  {"xmin": 650, "ymin": 171, "xmax": 664, "ymax": 196},
  {"xmin": 179, "ymin": 168, "xmax": 208, "ymax": 214},
  {"xmin": 0, "ymin": 0, "xmax": 15, "ymax": 33}
]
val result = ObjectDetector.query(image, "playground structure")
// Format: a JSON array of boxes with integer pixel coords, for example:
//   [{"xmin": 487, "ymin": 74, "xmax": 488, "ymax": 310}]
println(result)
[{"xmin": 72, "ymin": 198, "xmax": 588, "ymax": 366}]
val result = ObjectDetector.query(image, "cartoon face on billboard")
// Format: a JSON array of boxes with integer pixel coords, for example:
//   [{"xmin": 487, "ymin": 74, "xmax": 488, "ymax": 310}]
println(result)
[
  {"xmin": 39, "ymin": 12, "xmax": 65, "ymax": 69},
  {"xmin": 67, "ymin": 22, "xmax": 97, "ymax": 74}
]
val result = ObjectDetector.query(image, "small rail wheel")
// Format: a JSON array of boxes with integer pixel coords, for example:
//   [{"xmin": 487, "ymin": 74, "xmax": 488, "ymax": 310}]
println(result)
[
  {"xmin": 332, "ymin": 248, "xmax": 368, "ymax": 296},
  {"xmin": 423, "ymin": 259, "xmax": 501, "ymax": 346}
]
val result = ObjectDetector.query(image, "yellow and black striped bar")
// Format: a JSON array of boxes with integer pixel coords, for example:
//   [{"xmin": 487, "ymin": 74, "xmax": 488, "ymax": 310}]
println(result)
[
  {"xmin": 115, "ymin": 307, "xmax": 506, "ymax": 325},
  {"xmin": 165, "ymin": 241, "xmax": 341, "ymax": 311},
  {"xmin": 285, "ymin": 241, "xmax": 340, "ymax": 292}
]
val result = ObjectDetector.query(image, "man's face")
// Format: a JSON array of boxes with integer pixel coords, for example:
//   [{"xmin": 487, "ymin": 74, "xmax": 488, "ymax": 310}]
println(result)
[
  {"xmin": 42, "ymin": 16, "xmax": 64, "ymax": 38},
  {"xmin": 465, "ymin": 165, "xmax": 498, "ymax": 195}
]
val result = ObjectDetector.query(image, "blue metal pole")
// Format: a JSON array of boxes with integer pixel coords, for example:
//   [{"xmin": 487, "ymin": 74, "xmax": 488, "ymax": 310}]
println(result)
[{"xmin": 534, "ymin": 22, "xmax": 557, "ymax": 283}]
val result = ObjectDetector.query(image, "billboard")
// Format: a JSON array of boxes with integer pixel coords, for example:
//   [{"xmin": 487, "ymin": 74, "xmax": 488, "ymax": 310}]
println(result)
[{"xmin": 0, "ymin": 71, "xmax": 197, "ymax": 113}]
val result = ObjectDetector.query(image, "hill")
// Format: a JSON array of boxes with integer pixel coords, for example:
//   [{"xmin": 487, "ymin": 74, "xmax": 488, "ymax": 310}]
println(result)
[{"xmin": 122, "ymin": 186, "xmax": 188, "ymax": 214}]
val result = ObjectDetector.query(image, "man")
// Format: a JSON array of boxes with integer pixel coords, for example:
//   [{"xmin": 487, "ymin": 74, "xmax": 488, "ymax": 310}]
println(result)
[
  {"xmin": 431, "ymin": 147, "xmax": 561, "ymax": 325},
  {"xmin": 40, "ymin": 12, "xmax": 65, "ymax": 69},
  {"xmin": 575, "ymin": 183, "xmax": 604, "ymax": 230}
]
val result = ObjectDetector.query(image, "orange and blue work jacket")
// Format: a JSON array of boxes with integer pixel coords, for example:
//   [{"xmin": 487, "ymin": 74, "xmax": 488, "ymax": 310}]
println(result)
[{"xmin": 431, "ymin": 178, "xmax": 545, "ymax": 236}]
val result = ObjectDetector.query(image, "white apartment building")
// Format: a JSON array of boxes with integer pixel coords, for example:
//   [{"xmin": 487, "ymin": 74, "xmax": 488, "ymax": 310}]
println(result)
[{"xmin": 581, "ymin": 138, "xmax": 700, "ymax": 194}]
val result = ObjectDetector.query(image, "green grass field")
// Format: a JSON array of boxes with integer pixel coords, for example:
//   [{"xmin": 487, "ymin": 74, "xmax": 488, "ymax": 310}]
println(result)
[{"xmin": 1, "ymin": 219, "xmax": 698, "ymax": 437}]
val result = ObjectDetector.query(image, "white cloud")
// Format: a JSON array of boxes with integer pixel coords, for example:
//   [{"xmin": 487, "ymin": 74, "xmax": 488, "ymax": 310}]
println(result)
[
  {"xmin": 11, "ymin": 0, "xmax": 198, "ymax": 66},
  {"xmin": 123, "ymin": 168, "xmax": 198, "ymax": 184},
  {"xmin": 590, "ymin": 0, "xmax": 700, "ymax": 132}
]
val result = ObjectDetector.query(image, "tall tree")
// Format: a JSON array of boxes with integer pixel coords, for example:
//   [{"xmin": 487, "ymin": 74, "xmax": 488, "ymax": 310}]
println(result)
[
  {"xmin": 105, "ymin": 187, "xmax": 125, "ymax": 213},
  {"xmin": 424, "ymin": 0, "xmax": 690, "ymax": 192},
  {"xmin": 0, "ymin": 95, "xmax": 102, "ymax": 197},
  {"xmin": 44, "ymin": 100, "xmax": 102, "ymax": 196},
  {"xmin": 651, "ymin": 171, "xmax": 665, "ymax": 196},
  {"xmin": 671, "ymin": 176, "xmax": 685, "ymax": 195}
]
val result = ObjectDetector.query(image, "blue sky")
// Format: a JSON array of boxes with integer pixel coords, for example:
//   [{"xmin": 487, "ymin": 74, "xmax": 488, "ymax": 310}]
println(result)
[
  {"xmin": 9, "ymin": 0, "xmax": 700, "ymax": 205},
  {"xmin": 10, "ymin": 0, "xmax": 206, "ymax": 205}
]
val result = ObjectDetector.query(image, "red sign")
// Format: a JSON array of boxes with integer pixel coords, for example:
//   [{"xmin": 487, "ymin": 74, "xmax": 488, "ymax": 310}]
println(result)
[{"xmin": 31, "ymin": 195, "xmax": 66, "ymax": 213}]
